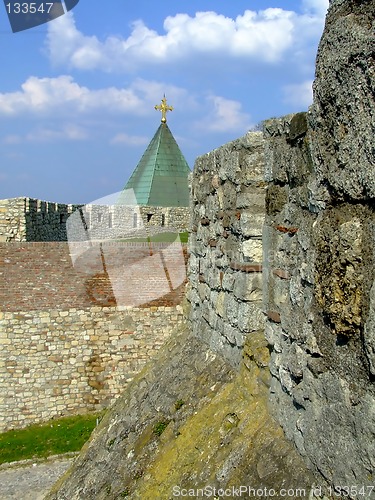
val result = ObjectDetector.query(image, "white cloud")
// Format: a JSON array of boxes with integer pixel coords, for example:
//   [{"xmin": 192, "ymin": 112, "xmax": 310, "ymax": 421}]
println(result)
[
  {"xmin": 198, "ymin": 95, "xmax": 252, "ymax": 134},
  {"xmin": 0, "ymin": 75, "xmax": 190, "ymax": 118},
  {"xmin": 110, "ymin": 133, "xmax": 148, "ymax": 146},
  {"xmin": 3, "ymin": 134, "xmax": 21, "ymax": 144},
  {"xmin": 283, "ymin": 80, "xmax": 313, "ymax": 108},
  {"xmin": 44, "ymin": 8, "xmax": 319, "ymax": 72},
  {"xmin": 0, "ymin": 75, "xmax": 142, "ymax": 116},
  {"xmin": 2, "ymin": 125, "xmax": 88, "ymax": 144},
  {"xmin": 0, "ymin": 76, "xmax": 198, "ymax": 144}
]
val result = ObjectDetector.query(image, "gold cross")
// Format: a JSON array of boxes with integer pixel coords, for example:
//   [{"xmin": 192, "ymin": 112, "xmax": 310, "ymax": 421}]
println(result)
[{"xmin": 154, "ymin": 95, "xmax": 173, "ymax": 123}]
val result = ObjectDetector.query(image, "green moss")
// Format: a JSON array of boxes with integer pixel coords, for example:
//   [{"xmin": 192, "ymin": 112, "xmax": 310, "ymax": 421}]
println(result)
[
  {"xmin": 153, "ymin": 420, "xmax": 170, "ymax": 437},
  {"xmin": 174, "ymin": 399, "xmax": 185, "ymax": 411},
  {"xmin": 134, "ymin": 365, "xmax": 271, "ymax": 498}
]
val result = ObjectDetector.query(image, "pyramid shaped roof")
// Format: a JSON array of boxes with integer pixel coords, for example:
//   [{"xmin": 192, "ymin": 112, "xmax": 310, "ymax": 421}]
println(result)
[{"xmin": 120, "ymin": 121, "xmax": 191, "ymax": 208}]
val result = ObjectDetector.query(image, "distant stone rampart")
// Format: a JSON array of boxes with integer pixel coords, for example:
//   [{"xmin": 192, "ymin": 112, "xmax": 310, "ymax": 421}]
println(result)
[
  {"xmin": 0, "ymin": 197, "xmax": 80, "ymax": 242},
  {"xmin": 0, "ymin": 197, "xmax": 190, "ymax": 242}
]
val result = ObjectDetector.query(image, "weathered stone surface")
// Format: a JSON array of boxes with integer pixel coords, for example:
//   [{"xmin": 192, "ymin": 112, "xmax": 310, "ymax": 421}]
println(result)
[
  {"xmin": 310, "ymin": 0, "xmax": 375, "ymax": 200},
  {"xmin": 364, "ymin": 282, "xmax": 375, "ymax": 375},
  {"xmin": 263, "ymin": 0, "xmax": 375, "ymax": 491},
  {"xmin": 187, "ymin": 131, "xmax": 266, "ymax": 366},
  {"xmin": 47, "ymin": 327, "xmax": 316, "ymax": 500},
  {"xmin": 242, "ymin": 239, "xmax": 263, "ymax": 262},
  {"xmin": 314, "ymin": 209, "xmax": 365, "ymax": 337},
  {"xmin": 5, "ymin": 2, "xmax": 375, "ymax": 497},
  {"xmin": 0, "ymin": 305, "xmax": 184, "ymax": 432}
]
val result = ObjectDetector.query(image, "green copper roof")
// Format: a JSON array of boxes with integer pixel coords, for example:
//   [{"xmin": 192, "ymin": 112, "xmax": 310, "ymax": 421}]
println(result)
[{"xmin": 120, "ymin": 123, "xmax": 191, "ymax": 207}]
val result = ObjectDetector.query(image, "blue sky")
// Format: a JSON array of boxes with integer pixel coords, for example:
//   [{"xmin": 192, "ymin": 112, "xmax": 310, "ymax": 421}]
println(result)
[{"xmin": 0, "ymin": 0, "xmax": 328, "ymax": 204}]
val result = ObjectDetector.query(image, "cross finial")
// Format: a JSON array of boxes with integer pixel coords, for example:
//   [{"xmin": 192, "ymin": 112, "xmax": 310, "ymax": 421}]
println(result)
[{"xmin": 154, "ymin": 95, "xmax": 173, "ymax": 123}]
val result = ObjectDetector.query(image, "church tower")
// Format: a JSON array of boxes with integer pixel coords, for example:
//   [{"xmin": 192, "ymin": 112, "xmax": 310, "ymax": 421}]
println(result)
[{"xmin": 119, "ymin": 96, "xmax": 191, "ymax": 208}]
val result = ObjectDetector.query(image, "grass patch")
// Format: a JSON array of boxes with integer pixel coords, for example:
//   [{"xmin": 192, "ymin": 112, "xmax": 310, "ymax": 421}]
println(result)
[
  {"xmin": 0, "ymin": 412, "xmax": 104, "ymax": 465},
  {"xmin": 179, "ymin": 232, "xmax": 189, "ymax": 244}
]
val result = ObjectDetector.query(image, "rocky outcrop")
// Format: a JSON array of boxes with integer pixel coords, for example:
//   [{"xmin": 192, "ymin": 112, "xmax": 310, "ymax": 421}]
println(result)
[
  {"xmin": 311, "ymin": 0, "xmax": 375, "ymax": 200},
  {"xmin": 47, "ymin": 322, "xmax": 316, "ymax": 499},
  {"xmin": 263, "ymin": 0, "xmax": 375, "ymax": 490}
]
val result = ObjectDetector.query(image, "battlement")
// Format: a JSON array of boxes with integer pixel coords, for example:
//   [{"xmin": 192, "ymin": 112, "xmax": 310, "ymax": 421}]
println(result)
[
  {"xmin": 0, "ymin": 197, "xmax": 190, "ymax": 242},
  {"xmin": 0, "ymin": 197, "xmax": 83, "ymax": 242}
]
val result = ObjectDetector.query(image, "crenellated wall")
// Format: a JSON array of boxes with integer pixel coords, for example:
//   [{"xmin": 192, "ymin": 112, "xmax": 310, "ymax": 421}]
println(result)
[
  {"xmin": 0, "ymin": 197, "xmax": 190, "ymax": 242},
  {"xmin": 0, "ymin": 197, "xmax": 81, "ymax": 242}
]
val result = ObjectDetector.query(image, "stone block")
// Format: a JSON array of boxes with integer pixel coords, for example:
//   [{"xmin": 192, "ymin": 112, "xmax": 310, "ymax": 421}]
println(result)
[
  {"xmin": 215, "ymin": 292, "xmax": 225, "ymax": 318},
  {"xmin": 237, "ymin": 302, "xmax": 265, "ymax": 333},
  {"xmin": 265, "ymin": 184, "xmax": 288, "ymax": 216},
  {"xmin": 222, "ymin": 271, "xmax": 235, "ymax": 292},
  {"xmin": 242, "ymin": 239, "xmax": 263, "ymax": 262},
  {"xmin": 240, "ymin": 213, "xmax": 264, "ymax": 238},
  {"xmin": 233, "ymin": 271, "xmax": 262, "ymax": 302}
]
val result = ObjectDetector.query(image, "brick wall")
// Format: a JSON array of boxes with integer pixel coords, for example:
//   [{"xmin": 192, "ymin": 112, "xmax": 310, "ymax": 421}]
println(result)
[
  {"xmin": 0, "ymin": 242, "xmax": 188, "ymax": 311},
  {"xmin": 0, "ymin": 239, "xmax": 188, "ymax": 430}
]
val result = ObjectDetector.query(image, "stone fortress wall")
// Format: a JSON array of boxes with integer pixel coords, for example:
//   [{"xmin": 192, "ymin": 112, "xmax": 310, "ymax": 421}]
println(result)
[
  {"xmin": 0, "ymin": 197, "xmax": 190, "ymax": 243},
  {"xmin": 187, "ymin": 131, "xmax": 266, "ymax": 367},
  {"xmin": 0, "ymin": 239, "xmax": 188, "ymax": 431},
  {"xmin": 261, "ymin": 0, "xmax": 375, "ymax": 486},
  {"xmin": 0, "ymin": 169, "xmax": 190, "ymax": 432},
  {"xmin": 35, "ymin": 1, "xmax": 375, "ymax": 496},
  {"xmin": 0, "ymin": 197, "xmax": 80, "ymax": 242},
  {"xmin": 263, "ymin": 111, "xmax": 375, "ymax": 489},
  {"xmin": 0, "ymin": 305, "xmax": 184, "ymax": 432},
  {"xmin": 2, "ymin": 2, "xmax": 374, "ymax": 492},
  {"xmin": 187, "ymin": 120, "xmax": 375, "ymax": 491},
  {"xmin": 186, "ymin": 0, "xmax": 375, "ymax": 489}
]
